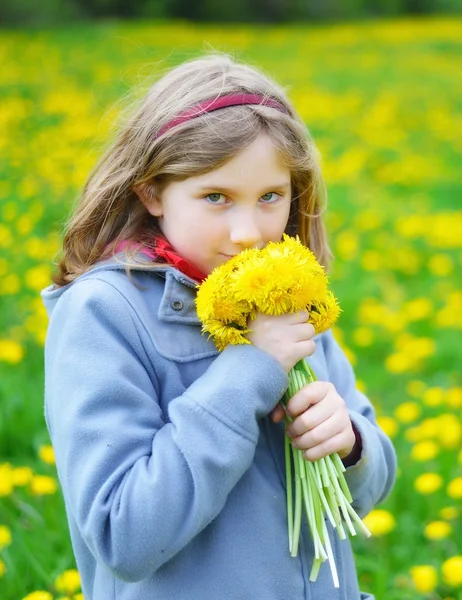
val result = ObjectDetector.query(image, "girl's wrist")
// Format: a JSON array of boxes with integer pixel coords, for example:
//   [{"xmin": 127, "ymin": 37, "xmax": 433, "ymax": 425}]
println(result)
[{"xmin": 340, "ymin": 422, "xmax": 362, "ymax": 467}]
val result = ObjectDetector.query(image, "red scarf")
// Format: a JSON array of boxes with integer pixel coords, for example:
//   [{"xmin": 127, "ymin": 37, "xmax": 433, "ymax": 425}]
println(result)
[{"xmin": 114, "ymin": 236, "xmax": 207, "ymax": 283}]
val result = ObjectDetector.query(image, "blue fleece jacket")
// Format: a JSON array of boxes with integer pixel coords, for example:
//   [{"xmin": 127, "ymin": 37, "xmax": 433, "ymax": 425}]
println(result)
[{"xmin": 41, "ymin": 256, "xmax": 396, "ymax": 600}]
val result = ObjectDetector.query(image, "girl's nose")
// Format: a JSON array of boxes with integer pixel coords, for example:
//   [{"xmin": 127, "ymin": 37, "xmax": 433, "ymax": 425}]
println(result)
[{"xmin": 229, "ymin": 213, "xmax": 262, "ymax": 248}]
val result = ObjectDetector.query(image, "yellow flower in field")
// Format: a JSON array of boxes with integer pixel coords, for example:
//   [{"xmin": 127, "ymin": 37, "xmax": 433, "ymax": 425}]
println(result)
[
  {"xmin": 0, "ymin": 525, "xmax": 12, "ymax": 550},
  {"xmin": 360, "ymin": 250, "xmax": 381, "ymax": 271},
  {"xmin": 0, "ymin": 558, "xmax": 6, "ymax": 577},
  {"xmin": 356, "ymin": 379, "xmax": 366, "ymax": 393},
  {"xmin": 447, "ymin": 477, "xmax": 462, "ymax": 500},
  {"xmin": 424, "ymin": 521, "xmax": 452, "ymax": 540},
  {"xmin": 446, "ymin": 387, "xmax": 462, "ymax": 409},
  {"xmin": 439, "ymin": 506, "xmax": 458, "ymax": 520},
  {"xmin": 404, "ymin": 298, "xmax": 433, "ymax": 321},
  {"xmin": 0, "ymin": 339, "xmax": 24, "ymax": 364},
  {"xmin": 377, "ymin": 416, "xmax": 398, "ymax": 438},
  {"xmin": 385, "ymin": 352, "xmax": 414, "ymax": 374},
  {"xmin": 409, "ymin": 565, "xmax": 438, "ymax": 593},
  {"xmin": 25, "ymin": 265, "xmax": 52, "ymax": 292},
  {"xmin": 442, "ymin": 556, "xmax": 462, "ymax": 587},
  {"xmin": 414, "ymin": 473, "xmax": 443, "ymax": 495},
  {"xmin": 362, "ymin": 509, "xmax": 395, "ymax": 536},
  {"xmin": 55, "ymin": 569, "xmax": 81, "ymax": 594},
  {"xmin": 21, "ymin": 592, "xmax": 53, "ymax": 600},
  {"xmin": 428, "ymin": 253, "xmax": 453, "ymax": 276},
  {"xmin": 0, "ymin": 273, "xmax": 20, "ymax": 295},
  {"xmin": 423, "ymin": 387, "xmax": 444, "ymax": 406},
  {"xmin": 394, "ymin": 401, "xmax": 420, "ymax": 423},
  {"xmin": 411, "ymin": 440, "xmax": 439, "ymax": 462},
  {"xmin": 39, "ymin": 444, "xmax": 56, "ymax": 465},
  {"xmin": 437, "ymin": 414, "xmax": 462, "ymax": 449},
  {"xmin": 412, "ymin": 418, "xmax": 439, "ymax": 440},
  {"xmin": 73, "ymin": 595, "xmax": 84, "ymax": 600},
  {"xmin": 12, "ymin": 466, "xmax": 34, "ymax": 486},
  {"xmin": 0, "ymin": 463, "xmax": 13, "ymax": 496},
  {"xmin": 335, "ymin": 230, "xmax": 358, "ymax": 261},
  {"xmin": 352, "ymin": 327, "xmax": 374, "ymax": 347},
  {"xmin": 30, "ymin": 475, "xmax": 58, "ymax": 496}
]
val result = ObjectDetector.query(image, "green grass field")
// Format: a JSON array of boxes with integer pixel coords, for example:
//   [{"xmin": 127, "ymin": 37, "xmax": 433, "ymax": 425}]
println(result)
[{"xmin": 0, "ymin": 16, "xmax": 461, "ymax": 600}]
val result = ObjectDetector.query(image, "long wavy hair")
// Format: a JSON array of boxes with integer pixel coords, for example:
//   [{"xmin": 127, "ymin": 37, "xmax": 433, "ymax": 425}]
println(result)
[{"xmin": 52, "ymin": 53, "xmax": 331, "ymax": 287}]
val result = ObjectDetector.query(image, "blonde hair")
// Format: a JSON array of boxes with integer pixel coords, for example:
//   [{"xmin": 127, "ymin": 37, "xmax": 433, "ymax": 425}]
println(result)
[{"xmin": 53, "ymin": 53, "xmax": 331, "ymax": 287}]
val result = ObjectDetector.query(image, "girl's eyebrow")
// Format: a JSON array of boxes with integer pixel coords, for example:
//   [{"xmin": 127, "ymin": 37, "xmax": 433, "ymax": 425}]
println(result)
[{"xmin": 195, "ymin": 182, "xmax": 291, "ymax": 194}]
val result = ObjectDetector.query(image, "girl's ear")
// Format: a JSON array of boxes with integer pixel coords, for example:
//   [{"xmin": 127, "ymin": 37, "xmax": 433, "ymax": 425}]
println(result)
[{"xmin": 133, "ymin": 182, "xmax": 163, "ymax": 217}]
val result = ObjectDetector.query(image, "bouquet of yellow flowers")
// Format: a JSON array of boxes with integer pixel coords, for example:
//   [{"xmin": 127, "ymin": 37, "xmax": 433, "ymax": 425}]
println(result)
[{"xmin": 195, "ymin": 235, "xmax": 370, "ymax": 587}]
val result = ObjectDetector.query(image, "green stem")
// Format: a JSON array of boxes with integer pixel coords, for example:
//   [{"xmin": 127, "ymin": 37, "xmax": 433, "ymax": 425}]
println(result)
[
  {"xmin": 285, "ymin": 358, "xmax": 370, "ymax": 585},
  {"xmin": 284, "ymin": 425, "xmax": 294, "ymax": 552},
  {"xmin": 291, "ymin": 447, "xmax": 303, "ymax": 557}
]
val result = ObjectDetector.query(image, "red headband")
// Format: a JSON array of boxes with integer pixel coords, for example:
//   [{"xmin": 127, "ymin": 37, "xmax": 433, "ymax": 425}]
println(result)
[{"xmin": 156, "ymin": 93, "xmax": 289, "ymax": 138}]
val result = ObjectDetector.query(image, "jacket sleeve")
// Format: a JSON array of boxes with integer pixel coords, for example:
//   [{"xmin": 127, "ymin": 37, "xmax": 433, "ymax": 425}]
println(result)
[
  {"xmin": 321, "ymin": 329, "xmax": 397, "ymax": 517},
  {"xmin": 44, "ymin": 278, "xmax": 288, "ymax": 582}
]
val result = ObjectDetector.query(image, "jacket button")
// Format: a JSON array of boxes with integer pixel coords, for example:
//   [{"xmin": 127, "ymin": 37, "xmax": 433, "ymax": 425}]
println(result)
[{"xmin": 171, "ymin": 299, "xmax": 184, "ymax": 311}]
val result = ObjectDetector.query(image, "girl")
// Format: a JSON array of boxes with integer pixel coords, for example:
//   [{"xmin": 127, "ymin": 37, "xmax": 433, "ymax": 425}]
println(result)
[{"xmin": 42, "ymin": 54, "xmax": 396, "ymax": 600}]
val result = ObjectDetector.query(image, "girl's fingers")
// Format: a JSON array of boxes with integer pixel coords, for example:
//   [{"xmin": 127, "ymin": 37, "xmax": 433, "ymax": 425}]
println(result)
[
  {"xmin": 293, "ymin": 323, "xmax": 316, "ymax": 342},
  {"xmin": 286, "ymin": 310, "xmax": 309, "ymax": 324},
  {"xmin": 301, "ymin": 429, "xmax": 354, "ymax": 462},
  {"xmin": 270, "ymin": 403, "xmax": 286, "ymax": 423},
  {"xmin": 286, "ymin": 399, "xmax": 333, "ymax": 437},
  {"xmin": 286, "ymin": 381, "xmax": 333, "ymax": 417},
  {"xmin": 289, "ymin": 411, "xmax": 343, "ymax": 446}
]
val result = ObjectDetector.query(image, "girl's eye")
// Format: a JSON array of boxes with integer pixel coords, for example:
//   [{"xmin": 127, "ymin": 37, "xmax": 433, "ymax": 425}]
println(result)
[
  {"xmin": 260, "ymin": 192, "xmax": 280, "ymax": 203},
  {"xmin": 206, "ymin": 193, "xmax": 226, "ymax": 204}
]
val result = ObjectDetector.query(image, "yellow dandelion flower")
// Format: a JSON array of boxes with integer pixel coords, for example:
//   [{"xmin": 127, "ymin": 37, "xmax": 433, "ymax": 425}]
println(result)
[
  {"xmin": 39, "ymin": 445, "xmax": 55, "ymax": 465},
  {"xmin": 352, "ymin": 327, "xmax": 374, "ymax": 347},
  {"xmin": 0, "ymin": 558, "xmax": 6, "ymax": 577},
  {"xmin": 442, "ymin": 556, "xmax": 462, "ymax": 587},
  {"xmin": 424, "ymin": 521, "xmax": 452, "ymax": 540},
  {"xmin": 55, "ymin": 569, "xmax": 81, "ymax": 594},
  {"xmin": 394, "ymin": 401, "xmax": 421, "ymax": 423},
  {"xmin": 0, "ymin": 463, "xmax": 13, "ymax": 497},
  {"xmin": 12, "ymin": 466, "xmax": 34, "ymax": 486},
  {"xmin": 73, "ymin": 594, "xmax": 84, "ymax": 600},
  {"xmin": 377, "ymin": 416, "xmax": 398, "ymax": 438},
  {"xmin": 411, "ymin": 440, "xmax": 439, "ymax": 462},
  {"xmin": 423, "ymin": 387, "xmax": 445, "ymax": 406},
  {"xmin": 0, "ymin": 525, "xmax": 12, "ymax": 550},
  {"xmin": 447, "ymin": 477, "xmax": 462, "ymax": 500},
  {"xmin": 409, "ymin": 565, "xmax": 438, "ymax": 593},
  {"xmin": 0, "ymin": 339, "xmax": 24, "ymax": 364},
  {"xmin": 308, "ymin": 291, "xmax": 341, "ymax": 334},
  {"xmin": 437, "ymin": 414, "xmax": 462, "ymax": 449},
  {"xmin": 446, "ymin": 387, "xmax": 462, "ymax": 409},
  {"xmin": 203, "ymin": 320, "xmax": 250, "ymax": 351},
  {"xmin": 30, "ymin": 475, "xmax": 58, "ymax": 496},
  {"xmin": 439, "ymin": 506, "xmax": 458, "ymax": 520},
  {"xmin": 195, "ymin": 235, "xmax": 338, "ymax": 350},
  {"xmin": 21, "ymin": 592, "xmax": 53, "ymax": 600},
  {"xmin": 362, "ymin": 509, "xmax": 395, "ymax": 536},
  {"xmin": 414, "ymin": 473, "xmax": 443, "ymax": 495}
]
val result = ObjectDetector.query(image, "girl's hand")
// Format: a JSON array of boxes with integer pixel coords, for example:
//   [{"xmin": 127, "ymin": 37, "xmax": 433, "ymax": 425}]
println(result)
[
  {"xmin": 247, "ymin": 311, "xmax": 316, "ymax": 373},
  {"xmin": 275, "ymin": 381, "xmax": 356, "ymax": 462}
]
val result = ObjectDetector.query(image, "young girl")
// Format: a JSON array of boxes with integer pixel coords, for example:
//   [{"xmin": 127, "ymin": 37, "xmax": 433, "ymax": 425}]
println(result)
[{"xmin": 42, "ymin": 54, "xmax": 396, "ymax": 600}]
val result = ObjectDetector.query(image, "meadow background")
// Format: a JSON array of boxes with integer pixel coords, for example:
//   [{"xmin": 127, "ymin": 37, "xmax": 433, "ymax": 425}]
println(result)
[{"xmin": 0, "ymin": 16, "xmax": 461, "ymax": 600}]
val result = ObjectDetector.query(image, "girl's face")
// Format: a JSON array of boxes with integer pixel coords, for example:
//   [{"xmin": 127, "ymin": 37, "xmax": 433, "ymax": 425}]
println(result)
[{"xmin": 144, "ymin": 134, "xmax": 292, "ymax": 275}]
